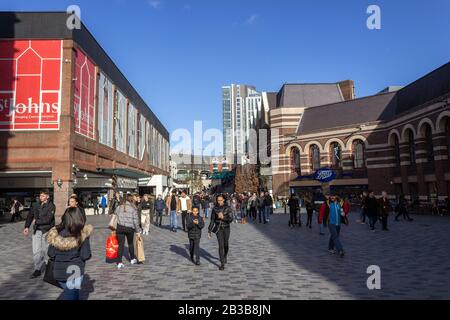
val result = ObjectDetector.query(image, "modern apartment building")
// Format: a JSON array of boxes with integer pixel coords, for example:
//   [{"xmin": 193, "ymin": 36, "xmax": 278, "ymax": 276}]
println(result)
[{"xmin": 222, "ymin": 84, "xmax": 262, "ymax": 162}]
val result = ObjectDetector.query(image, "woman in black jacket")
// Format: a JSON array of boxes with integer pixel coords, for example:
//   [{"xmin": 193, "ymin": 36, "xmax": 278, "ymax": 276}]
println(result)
[
  {"xmin": 47, "ymin": 207, "xmax": 93, "ymax": 300},
  {"xmin": 208, "ymin": 195, "xmax": 233, "ymax": 270}
]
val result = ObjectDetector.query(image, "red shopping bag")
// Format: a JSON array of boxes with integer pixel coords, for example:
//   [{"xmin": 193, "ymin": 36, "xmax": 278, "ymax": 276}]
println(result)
[{"xmin": 106, "ymin": 233, "xmax": 119, "ymax": 260}]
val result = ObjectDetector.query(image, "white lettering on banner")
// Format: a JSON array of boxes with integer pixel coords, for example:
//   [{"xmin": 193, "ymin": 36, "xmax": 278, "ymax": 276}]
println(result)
[
  {"xmin": 117, "ymin": 178, "xmax": 138, "ymax": 189},
  {"xmin": 0, "ymin": 97, "xmax": 59, "ymax": 116},
  {"xmin": 316, "ymin": 170, "xmax": 333, "ymax": 180}
]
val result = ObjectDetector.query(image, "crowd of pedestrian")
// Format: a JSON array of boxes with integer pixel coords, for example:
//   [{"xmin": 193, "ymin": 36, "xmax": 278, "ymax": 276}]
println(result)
[{"xmin": 17, "ymin": 186, "xmax": 450, "ymax": 300}]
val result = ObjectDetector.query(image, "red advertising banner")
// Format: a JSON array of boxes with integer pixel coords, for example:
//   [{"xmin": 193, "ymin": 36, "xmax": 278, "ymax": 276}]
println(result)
[
  {"xmin": 0, "ymin": 40, "xmax": 62, "ymax": 130},
  {"xmin": 74, "ymin": 48, "xmax": 96, "ymax": 139}
]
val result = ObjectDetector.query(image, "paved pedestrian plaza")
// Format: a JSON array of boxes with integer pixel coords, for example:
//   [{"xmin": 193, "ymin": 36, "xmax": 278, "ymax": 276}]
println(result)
[{"xmin": 0, "ymin": 212, "xmax": 449, "ymax": 300}]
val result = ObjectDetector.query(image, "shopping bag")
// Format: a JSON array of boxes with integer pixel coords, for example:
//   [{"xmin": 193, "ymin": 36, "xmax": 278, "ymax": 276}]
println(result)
[
  {"xmin": 106, "ymin": 233, "xmax": 119, "ymax": 260},
  {"xmin": 134, "ymin": 234, "xmax": 145, "ymax": 262},
  {"xmin": 43, "ymin": 258, "xmax": 62, "ymax": 288}
]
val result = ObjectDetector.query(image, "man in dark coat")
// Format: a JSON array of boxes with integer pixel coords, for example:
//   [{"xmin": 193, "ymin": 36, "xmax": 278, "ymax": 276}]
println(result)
[
  {"xmin": 23, "ymin": 189, "xmax": 56, "ymax": 279},
  {"xmin": 378, "ymin": 191, "xmax": 392, "ymax": 231},
  {"xmin": 366, "ymin": 191, "xmax": 379, "ymax": 231}
]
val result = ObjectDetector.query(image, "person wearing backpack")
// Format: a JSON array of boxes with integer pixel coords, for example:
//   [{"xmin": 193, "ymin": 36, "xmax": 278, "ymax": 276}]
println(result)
[
  {"xmin": 319, "ymin": 193, "xmax": 346, "ymax": 257},
  {"xmin": 47, "ymin": 207, "xmax": 93, "ymax": 300}
]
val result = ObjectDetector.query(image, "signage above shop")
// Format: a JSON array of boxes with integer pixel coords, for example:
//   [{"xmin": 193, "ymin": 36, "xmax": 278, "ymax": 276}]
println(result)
[{"xmin": 313, "ymin": 169, "xmax": 337, "ymax": 183}]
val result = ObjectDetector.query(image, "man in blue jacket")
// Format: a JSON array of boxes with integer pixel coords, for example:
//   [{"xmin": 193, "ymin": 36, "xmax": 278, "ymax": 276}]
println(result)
[
  {"xmin": 319, "ymin": 193, "xmax": 345, "ymax": 257},
  {"xmin": 101, "ymin": 194, "xmax": 107, "ymax": 215}
]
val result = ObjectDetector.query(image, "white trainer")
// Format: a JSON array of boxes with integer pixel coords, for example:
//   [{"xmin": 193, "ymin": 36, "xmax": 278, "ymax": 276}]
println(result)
[
  {"xmin": 130, "ymin": 259, "xmax": 138, "ymax": 265},
  {"xmin": 117, "ymin": 263, "xmax": 125, "ymax": 269}
]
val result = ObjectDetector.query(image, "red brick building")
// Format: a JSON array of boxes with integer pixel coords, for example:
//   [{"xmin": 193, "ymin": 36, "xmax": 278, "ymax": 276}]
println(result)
[
  {"xmin": 266, "ymin": 63, "xmax": 450, "ymax": 203},
  {"xmin": 0, "ymin": 12, "xmax": 170, "ymax": 217}
]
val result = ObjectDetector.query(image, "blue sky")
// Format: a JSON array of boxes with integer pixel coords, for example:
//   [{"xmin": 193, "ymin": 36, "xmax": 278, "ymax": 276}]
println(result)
[{"xmin": 2, "ymin": 0, "xmax": 450, "ymax": 155}]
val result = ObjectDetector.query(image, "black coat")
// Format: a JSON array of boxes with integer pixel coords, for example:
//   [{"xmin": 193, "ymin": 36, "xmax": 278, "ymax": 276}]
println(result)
[
  {"xmin": 186, "ymin": 215, "xmax": 205, "ymax": 239},
  {"xmin": 366, "ymin": 197, "xmax": 379, "ymax": 217},
  {"xmin": 47, "ymin": 225, "xmax": 93, "ymax": 282},
  {"xmin": 208, "ymin": 205, "xmax": 233, "ymax": 232},
  {"xmin": 263, "ymin": 195, "xmax": 273, "ymax": 207},
  {"xmin": 287, "ymin": 198, "xmax": 299, "ymax": 213},
  {"xmin": 25, "ymin": 201, "xmax": 56, "ymax": 234}
]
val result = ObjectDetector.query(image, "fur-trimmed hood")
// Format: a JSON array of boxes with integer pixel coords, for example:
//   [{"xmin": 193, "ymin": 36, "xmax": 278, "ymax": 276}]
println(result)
[{"xmin": 47, "ymin": 225, "xmax": 94, "ymax": 251}]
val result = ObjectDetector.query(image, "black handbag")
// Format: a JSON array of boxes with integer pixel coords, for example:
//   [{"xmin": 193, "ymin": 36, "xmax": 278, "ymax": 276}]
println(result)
[
  {"xmin": 43, "ymin": 259, "xmax": 62, "ymax": 288},
  {"xmin": 210, "ymin": 221, "xmax": 221, "ymax": 234}
]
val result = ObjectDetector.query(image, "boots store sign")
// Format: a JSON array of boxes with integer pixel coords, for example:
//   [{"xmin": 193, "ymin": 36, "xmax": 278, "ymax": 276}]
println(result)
[
  {"xmin": 0, "ymin": 40, "xmax": 62, "ymax": 131},
  {"xmin": 314, "ymin": 169, "xmax": 337, "ymax": 183}
]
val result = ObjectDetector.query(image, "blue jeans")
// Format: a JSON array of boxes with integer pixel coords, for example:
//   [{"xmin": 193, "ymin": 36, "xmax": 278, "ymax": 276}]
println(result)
[
  {"xmin": 204, "ymin": 207, "xmax": 209, "ymax": 218},
  {"xmin": 328, "ymin": 224, "xmax": 343, "ymax": 252},
  {"xmin": 241, "ymin": 207, "xmax": 247, "ymax": 219},
  {"xmin": 319, "ymin": 222, "xmax": 325, "ymax": 234},
  {"xmin": 360, "ymin": 208, "xmax": 367, "ymax": 222},
  {"xmin": 58, "ymin": 276, "xmax": 84, "ymax": 301},
  {"xmin": 170, "ymin": 210, "xmax": 178, "ymax": 229},
  {"xmin": 258, "ymin": 207, "xmax": 264, "ymax": 222},
  {"xmin": 264, "ymin": 206, "xmax": 271, "ymax": 223}
]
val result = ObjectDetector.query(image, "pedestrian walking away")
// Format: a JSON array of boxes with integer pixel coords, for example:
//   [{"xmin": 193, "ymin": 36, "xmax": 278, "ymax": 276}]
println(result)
[
  {"xmin": 114, "ymin": 194, "xmax": 142, "ymax": 269},
  {"xmin": 47, "ymin": 207, "xmax": 93, "ymax": 300},
  {"xmin": 287, "ymin": 194, "xmax": 299, "ymax": 228},
  {"xmin": 167, "ymin": 191, "xmax": 179, "ymax": 232},
  {"xmin": 23, "ymin": 189, "xmax": 56, "ymax": 279},
  {"xmin": 100, "ymin": 194, "xmax": 108, "ymax": 215},
  {"xmin": 305, "ymin": 194, "xmax": 314, "ymax": 229},
  {"xmin": 92, "ymin": 195, "xmax": 99, "ymax": 216},
  {"xmin": 208, "ymin": 195, "xmax": 233, "ymax": 270},
  {"xmin": 186, "ymin": 207, "xmax": 205, "ymax": 265},
  {"xmin": 395, "ymin": 195, "xmax": 414, "ymax": 222}
]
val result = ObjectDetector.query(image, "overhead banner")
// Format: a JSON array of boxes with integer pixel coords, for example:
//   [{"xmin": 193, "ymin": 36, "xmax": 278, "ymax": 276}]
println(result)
[
  {"xmin": 98, "ymin": 71, "xmax": 113, "ymax": 147},
  {"xmin": 74, "ymin": 48, "xmax": 96, "ymax": 139},
  {"xmin": 0, "ymin": 40, "xmax": 62, "ymax": 131}
]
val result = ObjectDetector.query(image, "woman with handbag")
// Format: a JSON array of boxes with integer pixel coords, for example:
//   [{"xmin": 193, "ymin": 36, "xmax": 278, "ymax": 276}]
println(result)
[
  {"xmin": 114, "ymin": 194, "xmax": 142, "ymax": 269},
  {"xmin": 208, "ymin": 194, "xmax": 233, "ymax": 271},
  {"xmin": 47, "ymin": 207, "xmax": 93, "ymax": 300}
]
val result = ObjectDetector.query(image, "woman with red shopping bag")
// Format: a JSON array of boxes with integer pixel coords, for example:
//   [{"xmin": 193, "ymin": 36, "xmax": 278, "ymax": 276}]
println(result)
[{"xmin": 114, "ymin": 194, "xmax": 142, "ymax": 269}]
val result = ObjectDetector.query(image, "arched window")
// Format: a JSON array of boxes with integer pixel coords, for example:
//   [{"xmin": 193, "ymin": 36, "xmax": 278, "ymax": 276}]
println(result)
[
  {"xmin": 330, "ymin": 142, "xmax": 342, "ymax": 168},
  {"xmin": 446, "ymin": 117, "xmax": 450, "ymax": 157},
  {"xmin": 290, "ymin": 147, "xmax": 301, "ymax": 175},
  {"xmin": 310, "ymin": 145, "xmax": 321, "ymax": 171},
  {"xmin": 353, "ymin": 140, "xmax": 365, "ymax": 168},
  {"xmin": 423, "ymin": 124, "xmax": 434, "ymax": 163},
  {"xmin": 392, "ymin": 134, "xmax": 401, "ymax": 167},
  {"xmin": 408, "ymin": 130, "xmax": 416, "ymax": 164}
]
